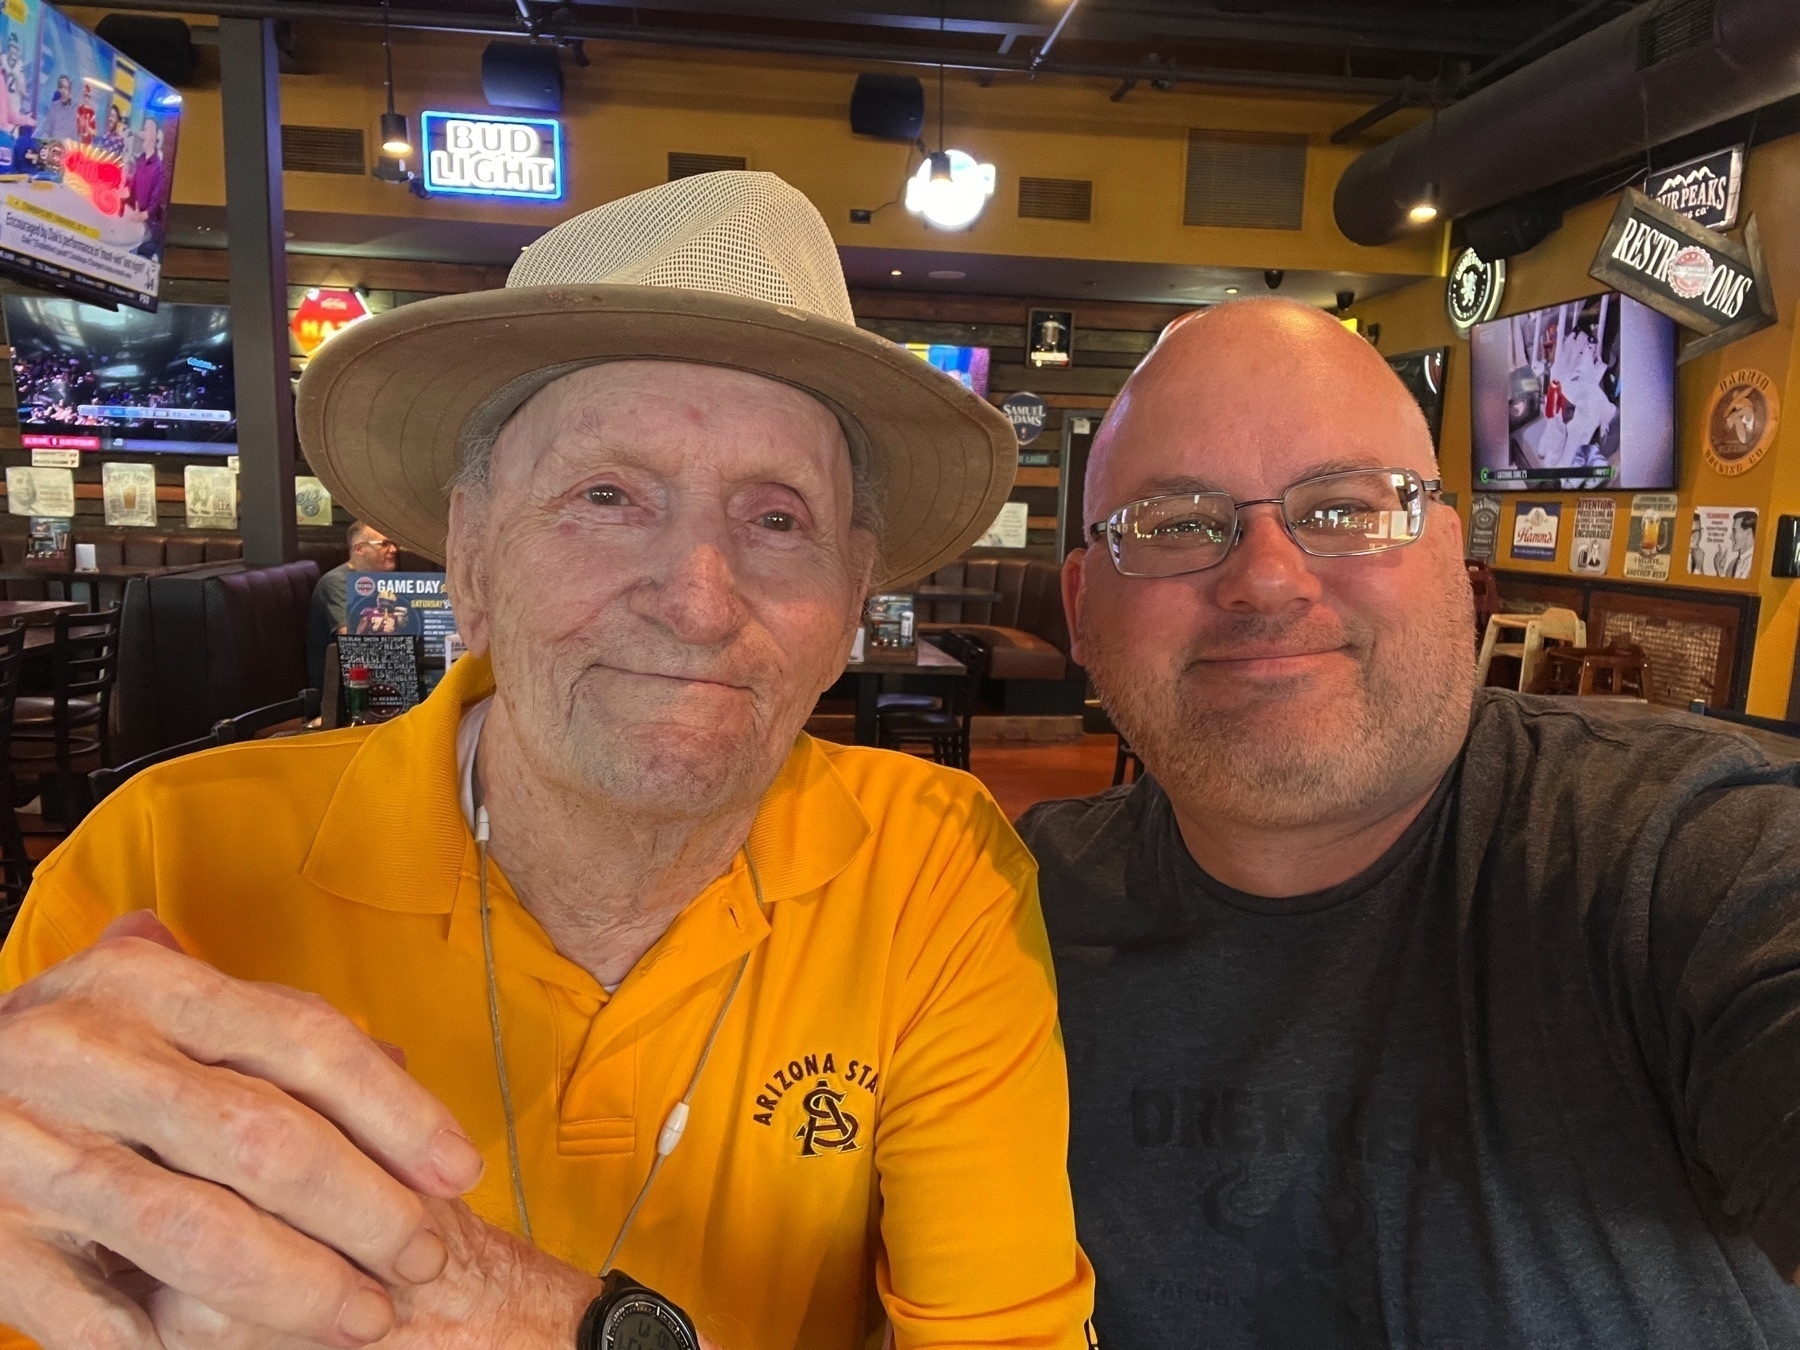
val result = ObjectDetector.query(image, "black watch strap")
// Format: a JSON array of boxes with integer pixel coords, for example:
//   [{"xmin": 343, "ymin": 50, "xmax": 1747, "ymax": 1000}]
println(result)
[{"xmin": 577, "ymin": 1270, "xmax": 699, "ymax": 1350}]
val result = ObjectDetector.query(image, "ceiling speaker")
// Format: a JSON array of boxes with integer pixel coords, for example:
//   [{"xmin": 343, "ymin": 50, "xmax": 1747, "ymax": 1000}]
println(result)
[
  {"xmin": 96, "ymin": 15, "xmax": 197, "ymax": 86},
  {"xmin": 850, "ymin": 73, "xmax": 924, "ymax": 142},
  {"xmin": 481, "ymin": 42, "xmax": 563, "ymax": 114},
  {"xmin": 1463, "ymin": 196, "xmax": 1564, "ymax": 262}
]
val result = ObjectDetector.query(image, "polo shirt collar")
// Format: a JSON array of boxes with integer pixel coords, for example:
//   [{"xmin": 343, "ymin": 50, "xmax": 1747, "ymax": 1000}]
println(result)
[{"xmin": 302, "ymin": 652, "xmax": 873, "ymax": 916}]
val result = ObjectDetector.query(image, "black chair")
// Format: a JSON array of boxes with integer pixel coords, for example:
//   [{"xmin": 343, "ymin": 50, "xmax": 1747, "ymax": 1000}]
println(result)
[
  {"xmin": 877, "ymin": 630, "xmax": 991, "ymax": 770},
  {"xmin": 10, "ymin": 607, "xmax": 123, "ymax": 828},
  {"xmin": 89, "ymin": 689, "xmax": 322, "ymax": 807},
  {"xmin": 1688, "ymin": 701, "xmax": 1800, "ymax": 739},
  {"xmin": 0, "ymin": 625, "xmax": 37, "ymax": 934}
]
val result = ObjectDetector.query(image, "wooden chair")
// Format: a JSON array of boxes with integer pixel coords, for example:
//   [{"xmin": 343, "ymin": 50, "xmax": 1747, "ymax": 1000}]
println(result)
[
  {"xmin": 9, "ymin": 607, "xmax": 123, "ymax": 828},
  {"xmin": 1476, "ymin": 607, "xmax": 1586, "ymax": 692},
  {"xmin": 1465, "ymin": 559, "xmax": 1501, "ymax": 652},
  {"xmin": 1113, "ymin": 737, "xmax": 1143, "ymax": 786},
  {"xmin": 89, "ymin": 690, "xmax": 322, "ymax": 807},
  {"xmin": 1534, "ymin": 645, "xmax": 1653, "ymax": 700},
  {"xmin": 878, "ymin": 631, "xmax": 991, "ymax": 770}
]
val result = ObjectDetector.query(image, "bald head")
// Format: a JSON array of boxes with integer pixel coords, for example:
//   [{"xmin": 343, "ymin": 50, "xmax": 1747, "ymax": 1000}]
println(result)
[{"xmin": 1087, "ymin": 298, "xmax": 1434, "ymax": 524}]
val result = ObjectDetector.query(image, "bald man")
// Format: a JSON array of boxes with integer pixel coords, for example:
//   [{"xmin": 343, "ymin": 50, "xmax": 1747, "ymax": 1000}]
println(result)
[{"xmin": 1027, "ymin": 298, "xmax": 1800, "ymax": 1348}]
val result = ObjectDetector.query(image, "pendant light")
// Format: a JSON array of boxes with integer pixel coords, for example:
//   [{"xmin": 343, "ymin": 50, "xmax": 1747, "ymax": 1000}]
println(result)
[
  {"xmin": 379, "ymin": 0, "xmax": 411, "ymax": 158},
  {"xmin": 904, "ymin": 10, "xmax": 994, "ymax": 230}
]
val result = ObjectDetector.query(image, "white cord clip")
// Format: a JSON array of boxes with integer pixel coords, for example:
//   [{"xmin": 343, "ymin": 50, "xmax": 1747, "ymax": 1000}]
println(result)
[{"xmin": 657, "ymin": 1101, "xmax": 690, "ymax": 1157}]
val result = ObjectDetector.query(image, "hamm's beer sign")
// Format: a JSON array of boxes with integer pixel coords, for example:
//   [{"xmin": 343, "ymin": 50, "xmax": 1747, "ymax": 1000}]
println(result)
[
  {"xmin": 1590, "ymin": 188, "xmax": 1774, "ymax": 363},
  {"xmin": 421, "ymin": 112, "xmax": 564, "ymax": 202}
]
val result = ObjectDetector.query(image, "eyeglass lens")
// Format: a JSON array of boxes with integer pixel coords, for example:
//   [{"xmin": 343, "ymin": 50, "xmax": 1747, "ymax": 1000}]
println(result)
[{"xmin": 1108, "ymin": 469, "xmax": 1425, "ymax": 578}]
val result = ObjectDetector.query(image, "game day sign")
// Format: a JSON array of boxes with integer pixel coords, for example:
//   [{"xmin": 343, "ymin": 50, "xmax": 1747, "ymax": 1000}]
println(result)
[{"xmin": 1590, "ymin": 188, "xmax": 1775, "ymax": 363}]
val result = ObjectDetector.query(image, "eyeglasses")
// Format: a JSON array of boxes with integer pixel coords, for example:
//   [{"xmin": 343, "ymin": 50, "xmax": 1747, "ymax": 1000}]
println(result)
[{"xmin": 1088, "ymin": 467, "xmax": 1441, "ymax": 579}]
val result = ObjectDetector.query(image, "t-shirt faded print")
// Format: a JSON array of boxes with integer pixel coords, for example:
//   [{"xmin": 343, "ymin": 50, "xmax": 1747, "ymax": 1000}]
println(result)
[{"xmin": 1024, "ymin": 689, "xmax": 1800, "ymax": 1350}]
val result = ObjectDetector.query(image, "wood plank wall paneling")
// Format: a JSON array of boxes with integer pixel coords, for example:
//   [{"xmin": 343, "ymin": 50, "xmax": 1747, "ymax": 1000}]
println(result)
[{"xmin": 850, "ymin": 289, "xmax": 1187, "ymax": 563}]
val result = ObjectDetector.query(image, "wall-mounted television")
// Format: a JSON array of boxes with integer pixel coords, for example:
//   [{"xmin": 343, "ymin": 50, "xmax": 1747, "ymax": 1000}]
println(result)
[
  {"xmin": 0, "ymin": 0, "xmax": 183, "ymax": 311},
  {"xmin": 1386, "ymin": 347, "xmax": 1447, "ymax": 449},
  {"xmin": 1470, "ymin": 291, "xmax": 1676, "ymax": 492},
  {"xmin": 904, "ymin": 343, "xmax": 990, "ymax": 399},
  {"xmin": 3, "ymin": 296, "xmax": 235, "ymax": 454}
]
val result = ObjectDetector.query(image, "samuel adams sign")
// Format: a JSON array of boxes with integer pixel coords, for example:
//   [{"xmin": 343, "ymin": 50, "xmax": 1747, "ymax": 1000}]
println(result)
[{"xmin": 1589, "ymin": 188, "xmax": 1775, "ymax": 363}]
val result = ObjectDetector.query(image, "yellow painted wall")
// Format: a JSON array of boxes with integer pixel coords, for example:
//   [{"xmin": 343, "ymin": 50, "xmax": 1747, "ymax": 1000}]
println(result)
[
  {"xmin": 1350, "ymin": 135, "xmax": 1800, "ymax": 715},
  {"xmin": 69, "ymin": 12, "xmax": 1441, "ymax": 278}
]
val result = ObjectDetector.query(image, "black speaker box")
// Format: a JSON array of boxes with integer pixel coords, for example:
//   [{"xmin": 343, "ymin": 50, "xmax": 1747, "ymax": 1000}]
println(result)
[
  {"xmin": 95, "ymin": 15, "xmax": 197, "ymax": 87},
  {"xmin": 850, "ymin": 73, "xmax": 924, "ymax": 142},
  {"xmin": 1463, "ymin": 196, "xmax": 1565, "ymax": 263},
  {"xmin": 481, "ymin": 42, "xmax": 563, "ymax": 114}
]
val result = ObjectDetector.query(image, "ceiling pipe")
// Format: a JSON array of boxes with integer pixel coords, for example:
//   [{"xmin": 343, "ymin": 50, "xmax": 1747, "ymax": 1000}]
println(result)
[
  {"xmin": 95, "ymin": 0, "xmax": 1409, "ymax": 96},
  {"xmin": 1333, "ymin": 0, "xmax": 1800, "ymax": 246}
]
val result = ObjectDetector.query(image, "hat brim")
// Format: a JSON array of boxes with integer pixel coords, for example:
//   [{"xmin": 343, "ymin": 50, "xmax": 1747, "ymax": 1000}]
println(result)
[{"xmin": 295, "ymin": 285, "xmax": 1018, "ymax": 588}]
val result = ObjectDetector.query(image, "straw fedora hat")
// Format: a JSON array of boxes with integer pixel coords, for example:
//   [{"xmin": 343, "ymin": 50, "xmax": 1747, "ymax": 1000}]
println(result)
[{"xmin": 296, "ymin": 171, "xmax": 1017, "ymax": 587}]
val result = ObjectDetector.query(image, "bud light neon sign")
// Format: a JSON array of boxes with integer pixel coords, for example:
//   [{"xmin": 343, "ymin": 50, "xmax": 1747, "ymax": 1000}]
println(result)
[{"xmin": 420, "ymin": 111, "xmax": 564, "ymax": 202}]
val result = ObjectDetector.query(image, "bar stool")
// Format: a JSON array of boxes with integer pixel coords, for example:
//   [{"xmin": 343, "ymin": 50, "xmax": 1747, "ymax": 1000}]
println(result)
[
  {"xmin": 1476, "ymin": 607, "xmax": 1586, "ymax": 692},
  {"xmin": 1535, "ymin": 644, "xmax": 1654, "ymax": 700}
]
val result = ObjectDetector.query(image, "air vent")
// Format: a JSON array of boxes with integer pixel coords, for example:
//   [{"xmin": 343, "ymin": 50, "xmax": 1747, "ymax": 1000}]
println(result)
[
  {"xmin": 280, "ymin": 125, "xmax": 365, "ymax": 176},
  {"xmin": 1637, "ymin": 0, "xmax": 1716, "ymax": 67},
  {"xmin": 668, "ymin": 152, "xmax": 748, "ymax": 181},
  {"xmin": 1018, "ymin": 176, "xmax": 1093, "ymax": 221},
  {"xmin": 1183, "ymin": 130, "xmax": 1306, "ymax": 230}
]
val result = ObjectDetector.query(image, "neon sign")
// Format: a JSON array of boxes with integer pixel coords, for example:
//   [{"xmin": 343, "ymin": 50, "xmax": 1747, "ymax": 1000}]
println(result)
[{"xmin": 420, "ymin": 111, "xmax": 564, "ymax": 202}]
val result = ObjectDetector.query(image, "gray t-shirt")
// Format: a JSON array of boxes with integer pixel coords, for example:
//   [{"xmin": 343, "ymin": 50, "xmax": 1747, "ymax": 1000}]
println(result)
[{"xmin": 1022, "ymin": 689, "xmax": 1800, "ymax": 1349}]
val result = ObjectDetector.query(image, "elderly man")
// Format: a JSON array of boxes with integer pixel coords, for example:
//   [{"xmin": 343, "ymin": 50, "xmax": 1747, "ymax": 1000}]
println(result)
[
  {"xmin": 0, "ymin": 174, "xmax": 1090, "ymax": 1349},
  {"xmin": 1030, "ymin": 298, "xmax": 1800, "ymax": 1348}
]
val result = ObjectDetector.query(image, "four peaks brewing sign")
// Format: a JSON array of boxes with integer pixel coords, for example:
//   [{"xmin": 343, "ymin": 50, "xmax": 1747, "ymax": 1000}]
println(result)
[
  {"xmin": 1643, "ymin": 146, "xmax": 1744, "ymax": 232},
  {"xmin": 420, "ymin": 112, "xmax": 564, "ymax": 202},
  {"xmin": 1590, "ymin": 187, "xmax": 1775, "ymax": 362}
]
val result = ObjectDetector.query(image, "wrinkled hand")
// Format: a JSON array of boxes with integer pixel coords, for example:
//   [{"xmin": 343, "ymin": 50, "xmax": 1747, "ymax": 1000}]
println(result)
[
  {"xmin": 0, "ymin": 912, "xmax": 486, "ymax": 1348},
  {"xmin": 146, "ymin": 1199, "xmax": 603, "ymax": 1349}
]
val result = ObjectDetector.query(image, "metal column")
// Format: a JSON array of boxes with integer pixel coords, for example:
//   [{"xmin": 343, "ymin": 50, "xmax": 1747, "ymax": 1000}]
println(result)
[{"xmin": 219, "ymin": 17, "xmax": 295, "ymax": 564}]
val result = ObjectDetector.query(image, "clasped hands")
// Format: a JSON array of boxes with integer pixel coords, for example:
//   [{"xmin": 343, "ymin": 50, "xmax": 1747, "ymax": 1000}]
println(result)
[{"xmin": 0, "ymin": 912, "xmax": 601, "ymax": 1349}]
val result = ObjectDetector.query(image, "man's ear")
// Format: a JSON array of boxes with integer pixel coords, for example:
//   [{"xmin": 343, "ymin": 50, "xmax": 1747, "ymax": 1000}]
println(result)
[
  {"xmin": 445, "ymin": 488, "xmax": 492, "ymax": 657},
  {"xmin": 1061, "ymin": 546, "xmax": 1088, "ymax": 667}
]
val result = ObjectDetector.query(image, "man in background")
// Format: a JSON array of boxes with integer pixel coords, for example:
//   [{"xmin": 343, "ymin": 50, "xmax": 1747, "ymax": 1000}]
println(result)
[
  {"xmin": 308, "ymin": 518, "xmax": 398, "ymax": 686},
  {"xmin": 1031, "ymin": 297, "xmax": 1800, "ymax": 1348}
]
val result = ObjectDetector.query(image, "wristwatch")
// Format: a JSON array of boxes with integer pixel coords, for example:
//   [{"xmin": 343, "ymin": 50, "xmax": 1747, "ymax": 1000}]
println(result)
[{"xmin": 577, "ymin": 1270, "xmax": 700, "ymax": 1350}]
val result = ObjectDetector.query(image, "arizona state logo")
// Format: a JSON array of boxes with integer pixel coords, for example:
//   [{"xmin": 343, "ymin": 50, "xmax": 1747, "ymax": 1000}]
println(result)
[{"xmin": 796, "ymin": 1079, "xmax": 860, "ymax": 1157}]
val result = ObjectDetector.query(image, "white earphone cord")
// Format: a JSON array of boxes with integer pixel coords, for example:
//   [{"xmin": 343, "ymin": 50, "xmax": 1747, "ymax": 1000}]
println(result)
[{"xmin": 474, "ymin": 804, "xmax": 766, "ymax": 1272}]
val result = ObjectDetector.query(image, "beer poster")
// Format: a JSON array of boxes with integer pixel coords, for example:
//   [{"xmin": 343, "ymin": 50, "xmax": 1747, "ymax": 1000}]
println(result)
[
  {"xmin": 1623, "ymin": 492, "xmax": 1678, "ymax": 580},
  {"xmin": 1687, "ymin": 506, "xmax": 1758, "ymax": 580},
  {"xmin": 1509, "ymin": 502, "xmax": 1560, "ymax": 562},
  {"xmin": 102, "ymin": 461, "xmax": 157, "ymax": 527},
  {"xmin": 1467, "ymin": 494, "xmax": 1502, "ymax": 563},
  {"xmin": 5, "ymin": 465, "xmax": 73, "ymax": 518},
  {"xmin": 184, "ymin": 463, "xmax": 237, "ymax": 530},
  {"xmin": 1570, "ymin": 497, "xmax": 1615, "ymax": 575}
]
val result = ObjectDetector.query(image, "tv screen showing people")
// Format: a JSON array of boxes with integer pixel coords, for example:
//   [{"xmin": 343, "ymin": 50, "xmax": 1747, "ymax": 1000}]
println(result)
[
  {"xmin": 1469, "ymin": 292, "xmax": 1677, "ymax": 492},
  {"xmin": 3, "ymin": 296, "xmax": 235, "ymax": 453},
  {"xmin": 0, "ymin": 0, "xmax": 182, "ymax": 311}
]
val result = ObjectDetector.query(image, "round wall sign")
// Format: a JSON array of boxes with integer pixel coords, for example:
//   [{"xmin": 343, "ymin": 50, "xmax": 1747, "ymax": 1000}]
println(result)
[
  {"xmin": 1703, "ymin": 367, "xmax": 1780, "ymax": 477},
  {"xmin": 1000, "ymin": 391, "xmax": 1048, "ymax": 446},
  {"xmin": 1446, "ymin": 247, "xmax": 1506, "ymax": 337}
]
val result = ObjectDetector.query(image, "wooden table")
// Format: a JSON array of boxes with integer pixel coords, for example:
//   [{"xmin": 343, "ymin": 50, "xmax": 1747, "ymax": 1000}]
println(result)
[
  {"xmin": 0, "ymin": 600, "xmax": 83, "ymax": 625},
  {"xmin": 842, "ymin": 638, "xmax": 965, "ymax": 746},
  {"xmin": 0, "ymin": 564, "xmax": 156, "ymax": 606}
]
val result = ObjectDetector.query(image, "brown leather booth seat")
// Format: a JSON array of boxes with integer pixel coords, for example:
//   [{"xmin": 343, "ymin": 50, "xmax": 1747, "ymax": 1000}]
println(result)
[
  {"xmin": 114, "ymin": 559, "xmax": 320, "ymax": 760},
  {"xmin": 916, "ymin": 558, "xmax": 1070, "ymax": 682}
]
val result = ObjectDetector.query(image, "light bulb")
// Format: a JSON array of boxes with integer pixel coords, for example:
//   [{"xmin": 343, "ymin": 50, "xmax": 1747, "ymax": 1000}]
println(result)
[
  {"xmin": 904, "ymin": 149, "xmax": 996, "ymax": 230},
  {"xmin": 1408, "ymin": 181, "xmax": 1440, "ymax": 226},
  {"xmin": 380, "ymin": 111, "xmax": 412, "ymax": 157}
]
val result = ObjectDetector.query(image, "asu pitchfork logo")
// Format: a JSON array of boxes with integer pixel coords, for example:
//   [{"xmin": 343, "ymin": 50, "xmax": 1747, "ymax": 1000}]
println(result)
[{"xmin": 796, "ymin": 1079, "xmax": 861, "ymax": 1157}]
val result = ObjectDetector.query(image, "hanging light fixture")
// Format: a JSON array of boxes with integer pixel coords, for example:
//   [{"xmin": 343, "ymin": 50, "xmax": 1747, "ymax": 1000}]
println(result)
[
  {"xmin": 904, "ymin": 11, "xmax": 994, "ymax": 231},
  {"xmin": 1408, "ymin": 180, "xmax": 1441, "ymax": 226},
  {"xmin": 379, "ymin": 0, "xmax": 411, "ymax": 159}
]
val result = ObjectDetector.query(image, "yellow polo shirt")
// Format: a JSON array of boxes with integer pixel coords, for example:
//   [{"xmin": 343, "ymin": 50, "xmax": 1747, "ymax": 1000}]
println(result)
[{"xmin": 0, "ymin": 654, "xmax": 1092, "ymax": 1349}]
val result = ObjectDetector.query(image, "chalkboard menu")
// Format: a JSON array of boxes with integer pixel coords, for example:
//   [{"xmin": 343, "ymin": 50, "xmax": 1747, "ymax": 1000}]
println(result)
[{"xmin": 338, "ymin": 634, "xmax": 424, "ymax": 722}]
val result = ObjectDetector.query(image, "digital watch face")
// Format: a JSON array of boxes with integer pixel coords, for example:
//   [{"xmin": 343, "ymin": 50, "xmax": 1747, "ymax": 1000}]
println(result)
[{"xmin": 604, "ymin": 1298, "xmax": 696, "ymax": 1350}]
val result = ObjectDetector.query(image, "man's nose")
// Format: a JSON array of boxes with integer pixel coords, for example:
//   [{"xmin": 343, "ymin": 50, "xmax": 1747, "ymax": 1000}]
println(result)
[
  {"xmin": 1208, "ymin": 505, "xmax": 1323, "ymax": 614},
  {"xmin": 630, "ymin": 531, "xmax": 744, "ymax": 646}
]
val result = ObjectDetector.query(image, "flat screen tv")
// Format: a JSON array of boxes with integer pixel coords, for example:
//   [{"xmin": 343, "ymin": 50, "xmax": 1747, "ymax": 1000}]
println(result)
[
  {"xmin": 1386, "ymin": 347, "xmax": 1447, "ymax": 449},
  {"xmin": 1469, "ymin": 291, "xmax": 1677, "ymax": 492},
  {"xmin": 3, "ymin": 296, "xmax": 235, "ymax": 453},
  {"xmin": 904, "ymin": 343, "xmax": 990, "ymax": 399},
  {"xmin": 0, "ymin": 0, "xmax": 183, "ymax": 311}
]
